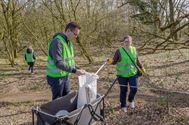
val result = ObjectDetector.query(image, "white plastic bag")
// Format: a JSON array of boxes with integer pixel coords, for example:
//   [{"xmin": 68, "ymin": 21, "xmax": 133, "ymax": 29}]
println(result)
[{"xmin": 77, "ymin": 72, "xmax": 99, "ymax": 108}]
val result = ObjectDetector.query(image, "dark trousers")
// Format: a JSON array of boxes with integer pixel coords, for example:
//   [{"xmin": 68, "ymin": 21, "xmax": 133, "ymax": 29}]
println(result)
[
  {"xmin": 117, "ymin": 75, "xmax": 139, "ymax": 108},
  {"xmin": 27, "ymin": 62, "xmax": 35, "ymax": 73},
  {"xmin": 47, "ymin": 75, "xmax": 70, "ymax": 100}
]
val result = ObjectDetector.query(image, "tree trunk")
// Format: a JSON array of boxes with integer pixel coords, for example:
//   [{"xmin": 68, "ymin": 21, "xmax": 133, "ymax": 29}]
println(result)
[
  {"xmin": 14, "ymin": 49, "xmax": 17, "ymax": 58},
  {"xmin": 76, "ymin": 37, "xmax": 93, "ymax": 64},
  {"xmin": 169, "ymin": 0, "xmax": 178, "ymax": 40},
  {"xmin": 152, "ymin": 0, "xmax": 159, "ymax": 34}
]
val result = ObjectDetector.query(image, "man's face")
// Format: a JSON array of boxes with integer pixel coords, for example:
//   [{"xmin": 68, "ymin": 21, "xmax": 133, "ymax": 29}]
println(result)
[{"xmin": 67, "ymin": 28, "xmax": 80, "ymax": 40}]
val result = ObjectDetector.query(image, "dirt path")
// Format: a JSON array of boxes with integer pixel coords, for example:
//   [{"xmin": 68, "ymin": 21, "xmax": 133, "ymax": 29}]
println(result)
[{"xmin": 0, "ymin": 90, "xmax": 51, "ymax": 103}]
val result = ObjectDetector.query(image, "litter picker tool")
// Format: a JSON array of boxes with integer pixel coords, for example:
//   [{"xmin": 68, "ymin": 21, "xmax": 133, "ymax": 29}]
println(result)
[{"xmin": 95, "ymin": 61, "xmax": 107, "ymax": 75}]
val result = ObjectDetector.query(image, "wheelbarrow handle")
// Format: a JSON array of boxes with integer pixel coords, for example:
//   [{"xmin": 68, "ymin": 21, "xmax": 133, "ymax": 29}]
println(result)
[{"xmin": 104, "ymin": 78, "xmax": 117, "ymax": 98}]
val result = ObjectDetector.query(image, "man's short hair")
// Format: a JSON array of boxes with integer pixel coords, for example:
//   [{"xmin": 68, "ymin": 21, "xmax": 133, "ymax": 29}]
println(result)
[{"xmin": 65, "ymin": 22, "xmax": 81, "ymax": 31}]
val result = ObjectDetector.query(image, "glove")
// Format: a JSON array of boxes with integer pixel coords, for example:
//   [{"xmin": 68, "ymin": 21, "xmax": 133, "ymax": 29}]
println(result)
[
  {"xmin": 107, "ymin": 58, "xmax": 113, "ymax": 65},
  {"xmin": 140, "ymin": 67, "xmax": 146, "ymax": 76}
]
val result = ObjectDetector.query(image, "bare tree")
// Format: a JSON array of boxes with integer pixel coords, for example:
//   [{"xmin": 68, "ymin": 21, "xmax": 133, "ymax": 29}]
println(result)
[
  {"xmin": 0, "ymin": 0, "xmax": 28, "ymax": 66},
  {"xmin": 118, "ymin": 0, "xmax": 189, "ymax": 54}
]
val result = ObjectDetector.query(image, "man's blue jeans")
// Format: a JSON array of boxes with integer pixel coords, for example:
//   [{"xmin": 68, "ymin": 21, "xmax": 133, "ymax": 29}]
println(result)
[
  {"xmin": 117, "ymin": 75, "xmax": 139, "ymax": 108},
  {"xmin": 47, "ymin": 75, "xmax": 70, "ymax": 100}
]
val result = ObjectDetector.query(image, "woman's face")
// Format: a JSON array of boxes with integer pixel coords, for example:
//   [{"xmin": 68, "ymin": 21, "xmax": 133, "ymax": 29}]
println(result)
[{"xmin": 124, "ymin": 37, "xmax": 132, "ymax": 47}]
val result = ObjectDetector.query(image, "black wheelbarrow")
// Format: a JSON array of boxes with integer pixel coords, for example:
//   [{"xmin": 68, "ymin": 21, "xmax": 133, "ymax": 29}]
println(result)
[{"xmin": 32, "ymin": 78, "xmax": 117, "ymax": 125}]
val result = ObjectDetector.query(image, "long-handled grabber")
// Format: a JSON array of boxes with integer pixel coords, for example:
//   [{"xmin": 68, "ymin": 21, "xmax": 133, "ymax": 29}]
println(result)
[{"xmin": 95, "ymin": 61, "xmax": 107, "ymax": 75}]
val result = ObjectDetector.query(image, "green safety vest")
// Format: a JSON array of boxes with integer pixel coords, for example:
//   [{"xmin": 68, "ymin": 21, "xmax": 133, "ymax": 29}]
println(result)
[
  {"xmin": 116, "ymin": 47, "xmax": 137, "ymax": 78},
  {"xmin": 25, "ymin": 53, "xmax": 34, "ymax": 62},
  {"xmin": 46, "ymin": 35, "xmax": 75, "ymax": 77}
]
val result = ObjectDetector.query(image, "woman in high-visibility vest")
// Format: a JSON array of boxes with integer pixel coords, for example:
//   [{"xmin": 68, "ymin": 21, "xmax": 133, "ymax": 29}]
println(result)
[
  {"xmin": 24, "ymin": 47, "xmax": 36, "ymax": 73},
  {"xmin": 107, "ymin": 35, "xmax": 145, "ymax": 112}
]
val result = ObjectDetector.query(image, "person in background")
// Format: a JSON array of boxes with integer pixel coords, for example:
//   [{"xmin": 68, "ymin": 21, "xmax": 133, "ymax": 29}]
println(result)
[
  {"xmin": 107, "ymin": 35, "xmax": 145, "ymax": 112},
  {"xmin": 46, "ymin": 22, "xmax": 85, "ymax": 100},
  {"xmin": 25, "ymin": 47, "xmax": 36, "ymax": 74}
]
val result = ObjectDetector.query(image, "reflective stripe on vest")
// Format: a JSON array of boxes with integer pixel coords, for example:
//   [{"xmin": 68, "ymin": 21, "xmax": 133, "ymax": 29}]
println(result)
[
  {"xmin": 117, "ymin": 68, "xmax": 137, "ymax": 75},
  {"xmin": 47, "ymin": 65, "xmax": 75, "ymax": 73},
  {"xmin": 116, "ymin": 47, "xmax": 137, "ymax": 78},
  {"xmin": 25, "ymin": 53, "xmax": 34, "ymax": 62},
  {"xmin": 46, "ymin": 35, "xmax": 75, "ymax": 77},
  {"xmin": 48, "ymin": 58, "xmax": 74, "ymax": 64},
  {"xmin": 116, "ymin": 63, "xmax": 134, "ymax": 68}
]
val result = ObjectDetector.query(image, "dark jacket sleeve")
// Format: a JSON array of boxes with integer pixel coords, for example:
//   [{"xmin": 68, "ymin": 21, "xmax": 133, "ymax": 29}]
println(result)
[
  {"xmin": 24, "ymin": 54, "xmax": 26, "ymax": 61},
  {"xmin": 112, "ymin": 49, "xmax": 121, "ymax": 65},
  {"xmin": 49, "ymin": 39, "xmax": 77, "ymax": 73},
  {"xmin": 33, "ymin": 53, "xmax": 36, "ymax": 60},
  {"xmin": 135, "ymin": 48, "xmax": 144, "ymax": 68},
  {"xmin": 137, "ymin": 57, "xmax": 143, "ymax": 68}
]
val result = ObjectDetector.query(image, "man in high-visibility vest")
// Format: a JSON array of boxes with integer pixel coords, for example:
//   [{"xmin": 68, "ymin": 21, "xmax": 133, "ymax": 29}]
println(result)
[
  {"xmin": 47, "ymin": 22, "xmax": 85, "ymax": 100},
  {"xmin": 25, "ymin": 47, "xmax": 36, "ymax": 74}
]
